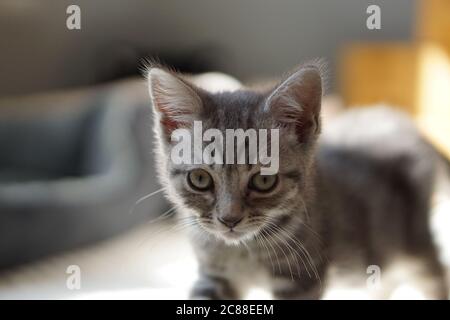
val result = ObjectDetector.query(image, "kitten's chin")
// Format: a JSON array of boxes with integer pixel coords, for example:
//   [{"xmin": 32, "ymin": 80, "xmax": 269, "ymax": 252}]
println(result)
[{"xmin": 215, "ymin": 229, "xmax": 258, "ymax": 246}]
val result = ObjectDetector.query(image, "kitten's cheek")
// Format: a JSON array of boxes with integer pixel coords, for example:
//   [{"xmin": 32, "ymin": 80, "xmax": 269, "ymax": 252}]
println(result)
[
  {"xmin": 265, "ymin": 207, "xmax": 287, "ymax": 218},
  {"xmin": 203, "ymin": 194, "xmax": 216, "ymax": 206}
]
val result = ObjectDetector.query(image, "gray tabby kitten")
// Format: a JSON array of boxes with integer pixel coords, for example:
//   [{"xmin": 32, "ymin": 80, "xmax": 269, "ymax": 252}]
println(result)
[{"xmin": 147, "ymin": 62, "xmax": 449, "ymax": 299}]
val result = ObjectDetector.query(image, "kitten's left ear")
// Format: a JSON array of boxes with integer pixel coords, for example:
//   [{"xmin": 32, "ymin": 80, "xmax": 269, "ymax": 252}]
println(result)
[
  {"xmin": 265, "ymin": 63, "xmax": 324, "ymax": 143},
  {"xmin": 147, "ymin": 67, "xmax": 202, "ymax": 137}
]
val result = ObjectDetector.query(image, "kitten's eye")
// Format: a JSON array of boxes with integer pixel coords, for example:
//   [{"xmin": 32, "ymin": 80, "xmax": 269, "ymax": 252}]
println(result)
[
  {"xmin": 249, "ymin": 173, "xmax": 278, "ymax": 192},
  {"xmin": 188, "ymin": 169, "xmax": 213, "ymax": 191}
]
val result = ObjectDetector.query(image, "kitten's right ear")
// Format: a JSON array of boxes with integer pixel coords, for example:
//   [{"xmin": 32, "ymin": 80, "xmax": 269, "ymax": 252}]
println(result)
[
  {"xmin": 147, "ymin": 67, "xmax": 202, "ymax": 136},
  {"xmin": 265, "ymin": 62, "xmax": 325, "ymax": 144}
]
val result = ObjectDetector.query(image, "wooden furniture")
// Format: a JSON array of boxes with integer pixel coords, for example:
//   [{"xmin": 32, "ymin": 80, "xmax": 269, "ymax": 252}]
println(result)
[{"xmin": 340, "ymin": 0, "xmax": 450, "ymax": 158}]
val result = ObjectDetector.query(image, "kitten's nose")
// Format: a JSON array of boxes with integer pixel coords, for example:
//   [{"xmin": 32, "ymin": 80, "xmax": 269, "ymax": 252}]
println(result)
[{"xmin": 218, "ymin": 216, "xmax": 243, "ymax": 229}]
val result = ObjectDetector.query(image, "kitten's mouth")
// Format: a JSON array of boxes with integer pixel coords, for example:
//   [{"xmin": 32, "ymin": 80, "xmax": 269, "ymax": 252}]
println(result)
[
  {"xmin": 224, "ymin": 228, "xmax": 242, "ymax": 237},
  {"xmin": 197, "ymin": 218, "xmax": 260, "ymax": 243},
  {"xmin": 217, "ymin": 226, "xmax": 259, "ymax": 243}
]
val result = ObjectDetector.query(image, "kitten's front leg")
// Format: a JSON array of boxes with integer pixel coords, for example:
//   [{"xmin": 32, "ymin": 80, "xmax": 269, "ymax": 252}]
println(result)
[{"xmin": 190, "ymin": 274, "xmax": 239, "ymax": 300}]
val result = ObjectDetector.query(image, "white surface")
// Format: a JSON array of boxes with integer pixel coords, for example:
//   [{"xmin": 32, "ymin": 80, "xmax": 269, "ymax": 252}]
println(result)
[
  {"xmin": 0, "ymin": 199, "xmax": 449, "ymax": 300},
  {"xmin": 0, "ymin": 221, "xmax": 197, "ymax": 300}
]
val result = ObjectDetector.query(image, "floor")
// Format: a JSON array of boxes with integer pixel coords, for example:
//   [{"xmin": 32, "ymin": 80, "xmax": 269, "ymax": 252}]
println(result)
[
  {"xmin": 0, "ymin": 219, "xmax": 200, "ymax": 300},
  {"xmin": 0, "ymin": 197, "xmax": 449, "ymax": 300}
]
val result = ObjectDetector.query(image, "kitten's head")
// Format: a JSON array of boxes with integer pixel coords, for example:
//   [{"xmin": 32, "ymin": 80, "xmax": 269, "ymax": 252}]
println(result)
[{"xmin": 147, "ymin": 62, "xmax": 324, "ymax": 245}]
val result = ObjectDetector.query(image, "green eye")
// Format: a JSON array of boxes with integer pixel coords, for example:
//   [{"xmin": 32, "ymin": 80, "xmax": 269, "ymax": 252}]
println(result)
[
  {"xmin": 249, "ymin": 173, "xmax": 278, "ymax": 192},
  {"xmin": 188, "ymin": 169, "xmax": 213, "ymax": 191}
]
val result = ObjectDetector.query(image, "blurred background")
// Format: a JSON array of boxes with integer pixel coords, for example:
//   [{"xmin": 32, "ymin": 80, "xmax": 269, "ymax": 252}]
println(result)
[
  {"xmin": 0, "ymin": 0, "xmax": 416, "ymax": 95},
  {"xmin": 0, "ymin": 0, "xmax": 449, "ymax": 299}
]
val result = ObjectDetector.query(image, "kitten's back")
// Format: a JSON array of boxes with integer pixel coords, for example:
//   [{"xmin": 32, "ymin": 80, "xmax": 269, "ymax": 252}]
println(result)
[{"xmin": 316, "ymin": 106, "xmax": 448, "ymax": 298}]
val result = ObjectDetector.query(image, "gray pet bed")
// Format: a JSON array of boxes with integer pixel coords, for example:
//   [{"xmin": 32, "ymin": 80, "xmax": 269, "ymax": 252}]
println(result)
[{"xmin": 0, "ymin": 80, "xmax": 168, "ymax": 269}]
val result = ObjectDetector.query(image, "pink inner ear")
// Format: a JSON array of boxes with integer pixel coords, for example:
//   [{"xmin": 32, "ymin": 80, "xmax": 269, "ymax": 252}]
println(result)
[
  {"xmin": 267, "ymin": 66, "xmax": 322, "ymax": 143},
  {"xmin": 149, "ymin": 69, "xmax": 201, "ymax": 136},
  {"xmin": 151, "ymin": 82, "xmax": 189, "ymax": 135},
  {"xmin": 160, "ymin": 117, "xmax": 179, "ymax": 135},
  {"xmin": 154, "ymin": 98, "xmax": 190, "ymax": 135}
]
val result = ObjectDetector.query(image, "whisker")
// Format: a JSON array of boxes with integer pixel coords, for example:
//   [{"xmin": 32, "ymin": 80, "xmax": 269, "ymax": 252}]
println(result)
[
  {"xmin": 263, "ymin": 216, "xmax": 320, "ymax": 280},
  {"xmin": 299, "ymin": 196, "xmax": 311, "ymax": 223},
  {"xmin": 268, "ymin": 221, "xmax": 314, "ymax": 277},
  {"xmin": 261, "ymin": 229, "xmax": 282, "ymax": 274},
  {"xmin": 266, "ymin": 218, "xmax": 319, "ymax": 280},
  {"xmin": 262, "ymin": 226, "xmax": 295, "ymax": 280},
  {"xmin": 264, "ymin": 223, "xmax": 303, "ymax": 279},
  {"xmin": 129, "ymin": 187, "xmax": 166, "ymax": 215},
  {"xmin": 137, "ymin": 215, "xmax": 196, "ymax": 248},
  {"xmin": 255, "ymin": 233, "xmax": 276, "ymax": 274},
  {"xmin": 145, "ymin": 207, "xmax": 177, "ymax": 225}
]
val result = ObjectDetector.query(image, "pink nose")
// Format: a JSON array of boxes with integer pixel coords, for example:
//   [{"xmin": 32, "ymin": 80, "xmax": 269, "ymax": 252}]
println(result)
[{"xmin": 218, "ymin": 216, "xmax": 243, "ymax": 228}]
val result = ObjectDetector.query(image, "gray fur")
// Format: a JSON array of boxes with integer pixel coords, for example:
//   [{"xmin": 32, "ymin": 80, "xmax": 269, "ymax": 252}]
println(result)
[{"xmin": 147, "ymin": 63, "xmax": 448, "ymax": 299}]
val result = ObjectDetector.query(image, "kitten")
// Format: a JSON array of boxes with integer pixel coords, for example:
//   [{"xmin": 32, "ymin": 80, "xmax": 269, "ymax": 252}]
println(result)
[{"xmin": 146, "ymin": 62, "xmax": 449, "ymax": 299}]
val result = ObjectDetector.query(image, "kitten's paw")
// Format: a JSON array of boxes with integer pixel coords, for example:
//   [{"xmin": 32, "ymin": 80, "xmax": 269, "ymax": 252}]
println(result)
[{"xmin": 190, "ymin": 275, "xmax": 239, "ymax": 300}]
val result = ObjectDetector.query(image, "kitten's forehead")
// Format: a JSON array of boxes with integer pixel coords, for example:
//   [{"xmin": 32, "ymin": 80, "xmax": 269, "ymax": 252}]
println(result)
[
  {"xmin": 202, "ymin": 90, "xmax": 266, "ymax": 130},
  {"xmin": 216, "ymin": 164, "xmax": 250, "ymax": 185}
]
